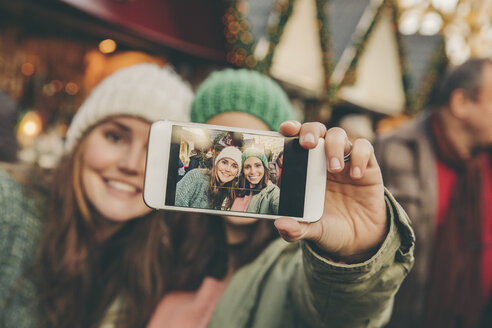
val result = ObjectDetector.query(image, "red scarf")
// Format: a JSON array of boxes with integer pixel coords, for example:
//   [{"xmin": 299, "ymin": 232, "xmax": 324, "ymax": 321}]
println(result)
[{"xmin": 424, "ymin": 112, "xmax": 490, "ymax": 328}]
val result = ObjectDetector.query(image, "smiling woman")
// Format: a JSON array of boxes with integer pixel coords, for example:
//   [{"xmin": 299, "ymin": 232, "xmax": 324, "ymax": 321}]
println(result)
[
  {"xmin": 0, "ymin": 63, "xmax": 193, "ymax": 327},
  {"xmin": 81, "ymin": 117, "xmax": 152, "ymax": 221},
  {"xmin": 175, "ymin": 145, "xmax": 243, "ymax": 210},
  {"xmin": 231, "ymin": 147, "xmax": 279, "ymax": 215}
]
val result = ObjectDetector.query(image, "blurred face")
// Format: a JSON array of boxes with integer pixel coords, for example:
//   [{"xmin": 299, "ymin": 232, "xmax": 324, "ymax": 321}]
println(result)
[
  {"xmin": 468, "ymin": 63, "xmax": 492, "ymax": 145},
  {"xmin": 243, "ymin": 157, "xmax": 264, "ymax": 186},
  {"xmin": 216, "ymin": 157, "xmax": 239, "ymax": 184},
  {"xmin": 81, "ymin": 116, "xmax": 151, "ymax": 222}
]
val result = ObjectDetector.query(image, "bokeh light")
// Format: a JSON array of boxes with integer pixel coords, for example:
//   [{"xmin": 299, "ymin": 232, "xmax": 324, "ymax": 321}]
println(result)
[
  {"xmin": 21, "ymin": 62, "xmax": 35, "ymax": 76},
  {"xmin": 19, "ymin": 111, "xmax": 43, "ymax": 137},
  {"xmin": 98, "ymin": 39, "xmax": 117, "ymax": 54},
  {"xmin": 65, "ymin": 81, "xmax": 79, "ymax": 95}
]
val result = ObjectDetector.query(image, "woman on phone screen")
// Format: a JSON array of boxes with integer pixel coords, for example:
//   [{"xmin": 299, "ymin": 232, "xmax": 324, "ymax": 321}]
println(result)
[
  {"xmin": 0, "ymin": 63, "xmax": 193, "ymax": 327},
  {"xmin": 175, "ymin": 145, "xmax": 242, "ymax": 210},
  {"xmin": 148, "ymin": 68, "xmax": 415, "ymax": 328},
  {"xmin": 230, "ymin": 148, "xmax": 279, "ymax": 215}
]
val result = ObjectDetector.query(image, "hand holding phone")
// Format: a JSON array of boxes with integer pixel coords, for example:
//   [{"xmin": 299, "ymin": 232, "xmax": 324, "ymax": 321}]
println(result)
[
  {"xmin": 274, "ymin": 121, "xmax": 388, "ymax": 264},
  {"xmin": 144, "ymin": 121, "xmax": 326, "ymax": 222}
]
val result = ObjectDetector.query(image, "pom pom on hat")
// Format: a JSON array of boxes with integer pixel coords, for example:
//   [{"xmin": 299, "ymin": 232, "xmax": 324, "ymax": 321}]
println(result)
[
  {"xmin": 191, "ymin": 69, "xmax": 295, "ymax": 131},
  {"xmin": 215, "ymin": 146, "xmax": 242, "ymax": 173},
  {"xmin": 65, "ymin": 63, "xmax": 193, "ymax": 152},
  {"xmin": 242, "ymin": 148, "xmax": 268, "ymax": 168}
]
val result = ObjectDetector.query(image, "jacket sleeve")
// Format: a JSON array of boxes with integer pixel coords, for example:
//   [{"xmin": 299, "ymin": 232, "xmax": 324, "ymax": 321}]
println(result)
[
  {"xmin": 291, "ymin": 189, "xmax": 415, "ymax": 327},
  {"xmin": 175, "ymin": 169, "xmax": 200, "ymax": 207},
  {"xmin": 0, "ymin": 170, "xmax": 42, "ymax": 326},
  {"xmin": 269, "ymin": 185, "xmax": 280, "ymax": 215}
]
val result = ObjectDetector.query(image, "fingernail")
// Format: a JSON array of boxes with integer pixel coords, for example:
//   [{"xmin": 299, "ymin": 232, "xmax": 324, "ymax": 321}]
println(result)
[
  {"xmin": 352, "ymin": 166, "xmax": 361, "ymax": 178},
  {"xmin": 301, "ymin": 133, "xmax": 315, "ymax": 144},
  {"xmin": 288, "ymin": 120, "xmax": 301, "ymax": 128},
  {"xmin": 330, "ymin": 157, "xmax": 341, "ymax": 170}
]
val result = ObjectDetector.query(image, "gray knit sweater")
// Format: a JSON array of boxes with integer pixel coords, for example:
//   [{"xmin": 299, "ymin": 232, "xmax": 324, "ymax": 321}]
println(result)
[
  {"xmin": 174, "ymin": 169, "xmax": 212, "ymax": 209},
  {"xmin": 0, "ymin": 168, "xmax": 44, "ymax": 327}
]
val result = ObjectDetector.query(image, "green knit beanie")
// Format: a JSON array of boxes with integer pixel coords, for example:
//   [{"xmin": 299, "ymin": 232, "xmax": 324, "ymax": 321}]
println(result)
[
  {"xmin": 242, "ymin": 148, "xmax": 268, "ymax": 168},
  {"xmin": 191, "ymin": 69, "xmax": 295, "ymax": 131}
]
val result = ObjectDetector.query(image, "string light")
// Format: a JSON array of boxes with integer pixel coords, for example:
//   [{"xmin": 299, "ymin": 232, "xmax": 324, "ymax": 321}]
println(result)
[
  {"xmin": 19, "ymin": 111, "xmax": 42, "ymax": 137},
  {"xmin": 98, "ymin": 39, "xmax": 117, "ymax": 54},
  {"xmin": 65, "ymin": 81, "xmax": 79, "ymax": 95},
  {"xmin": 21, "ymin": 62, "xmax": 35, "ymax": 76}
]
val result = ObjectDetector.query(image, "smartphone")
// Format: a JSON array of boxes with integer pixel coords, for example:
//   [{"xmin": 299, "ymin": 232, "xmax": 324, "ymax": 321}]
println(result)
[{"xmin": 144, "ymin": 121, "xmax": 326, "ymax": 222}]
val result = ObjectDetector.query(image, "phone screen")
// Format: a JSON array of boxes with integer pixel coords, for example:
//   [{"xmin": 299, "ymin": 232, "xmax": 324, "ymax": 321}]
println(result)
[{"xmin": 164, "ymin": 125, "xmax": 308, "ymax": 217}]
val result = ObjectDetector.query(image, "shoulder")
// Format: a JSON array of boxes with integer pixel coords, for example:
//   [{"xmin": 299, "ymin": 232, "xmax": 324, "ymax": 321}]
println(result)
[
  {"xmin": 178, "ymin": 169, "xmax": 209, "ymax": 187},
  {"xmin": 0, "ymin": 166, "xmax": 45, "ymax": 239},
  {"xmin": 263, "ymin": 182, "xmax": 279, "ymax": 195},
  {"xmin": 376, "ymin": 113, "xmax": 430, "ymax": 146},
  {"xmin": 186, "ymin": 168, "xmax": 209, "ymax": 181},
  {"xmin": 375, "ymin": 114, "xmax": 432, "ymax": 169},
  {"xmin": 0, "ymin": 167, "xmax": 44, "ymax": 314}
]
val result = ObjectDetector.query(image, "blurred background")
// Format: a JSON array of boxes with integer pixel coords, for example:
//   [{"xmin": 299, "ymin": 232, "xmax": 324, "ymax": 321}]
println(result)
[{"xmin": 0, "ymin": 0, "xmax": 488, "ymax": 167}]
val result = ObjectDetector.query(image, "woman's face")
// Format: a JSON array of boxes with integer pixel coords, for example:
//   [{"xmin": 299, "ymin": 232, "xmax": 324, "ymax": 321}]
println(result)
[
  {"xmin": 81, "ymin": 116, "xmax": 152, "ymax": 222},
  {"xmin": 216, "ymin": 157, "xmax": 239, "ymax": 184},
  {"xmin": 243, "ymin": 157, "xmax": 264, "ymax": 186}
]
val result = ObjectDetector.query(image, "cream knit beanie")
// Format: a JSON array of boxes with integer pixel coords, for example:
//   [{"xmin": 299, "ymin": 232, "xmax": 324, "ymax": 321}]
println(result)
[
  {"xmin": 65, "ymin": 63, "xmax": 193, "ymax": 152},
  {"xmin": 215, "ymin": 146, "xmax": 242, "ymax": 174}
]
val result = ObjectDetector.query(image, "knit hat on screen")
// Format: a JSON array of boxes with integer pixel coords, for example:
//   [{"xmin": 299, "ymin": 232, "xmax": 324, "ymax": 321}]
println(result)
[
  {"xmin": 191, "ymin": 69, "xmax": 295, "ymax": 131},
  {"xmin": 242, "ymin": 148, "xmax": 268, "ymax": 168},
  {"xmin": 65, "ymin": 63, "xmax": 193, "ymax": 152},
  {"xmin": 215, "ymin": 146, "xmax": 242, "ymax": 173}
]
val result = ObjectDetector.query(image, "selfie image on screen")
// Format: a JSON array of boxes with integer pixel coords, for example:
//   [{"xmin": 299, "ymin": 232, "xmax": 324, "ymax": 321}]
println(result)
[{"xmin": 165, "ymin": 126, "xmax": 308, "ymax": 218}]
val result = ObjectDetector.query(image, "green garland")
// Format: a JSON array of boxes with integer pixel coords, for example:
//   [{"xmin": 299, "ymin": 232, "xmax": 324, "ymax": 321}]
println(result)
[
  {"xmin": 392, "ymin": 0, "xmax": 414, "ymax": 114},
  {"xmin": 258, "ymin": 0, "xmax": 295, "ymax": 73},
  {"xmin": 414, "ymin": 38, "xmax": 447, "ymax": 113},
  {"xmin": 222, "ymin": 0, "xmax": 258, "ymax": 68},
  {"xmin": 316, "ymin": 0, "xmax": 333, "ymax": 99},
  {"xmin": 339, "ymin": 0, "xmax": 388, "ymax": 88},
  {"xmin": 222, "ymin": 0, "xmax": 333, "ymax": 91}
]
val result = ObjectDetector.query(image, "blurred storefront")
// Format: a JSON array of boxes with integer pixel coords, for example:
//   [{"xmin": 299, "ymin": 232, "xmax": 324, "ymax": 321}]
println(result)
[{"xmin": 0, "ymin": 0, "xmax": 228, "ymax": 167}]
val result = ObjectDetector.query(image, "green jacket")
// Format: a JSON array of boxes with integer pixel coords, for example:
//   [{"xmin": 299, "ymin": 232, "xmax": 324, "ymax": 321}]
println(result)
[
  {"xmin": 246, "ymin": 182, "xmax": 280, "ymax": 215},
  {"xmin": 210, "ymin": 190, "xmax": 415, "ymax": 327},
  {"xmin": 0, "ymin": 168, "xmax": 44, "ymax": 327}
]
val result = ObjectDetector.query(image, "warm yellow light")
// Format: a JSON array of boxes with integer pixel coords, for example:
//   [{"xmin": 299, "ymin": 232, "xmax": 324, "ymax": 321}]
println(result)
[
  {"xmin": 65, "ymin": 81, "xmax": 79, "ymax": 95},
  {"xmin": 23, "ymin": 122, "xmax": 38, "ymax": 136},
  {"xmin": 21, "ymin": 62, "xmax": 35, "ymax": 76},
  {"xmin": 99, "ymin": 39, "xmax": 117, "ymax": 54},
  {"xmin": 19, "ymin": 111, "xmax": 42, "ymax": 137}
]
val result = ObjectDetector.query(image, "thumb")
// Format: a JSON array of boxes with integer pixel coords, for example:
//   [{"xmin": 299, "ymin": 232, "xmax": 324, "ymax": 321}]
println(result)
[{"xmin": 274, "ymin": 217, "xmax": 318, "ymax": 242}]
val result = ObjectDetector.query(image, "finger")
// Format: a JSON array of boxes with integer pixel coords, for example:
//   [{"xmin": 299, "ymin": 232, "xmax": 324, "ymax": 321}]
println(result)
[
  {"xmin": 348, "ymin": 138, "xmax": 374, "ymax": 179},
  {"xmin": 298, "ymin": 122, "xmax": 327, "ymax": 149},
  {"xmin": 325, "ymin": 127, "xmax": 349, "ymax": 173},
  {"xmin": 274, "ymin": 217, "xmax": 308, "ymax": 242},
  {"xmin": 279, "ymin": 120, "xmax": 302, "ymax": 136}
]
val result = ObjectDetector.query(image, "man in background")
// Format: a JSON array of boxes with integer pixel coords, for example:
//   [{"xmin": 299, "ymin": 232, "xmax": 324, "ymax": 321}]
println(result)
[{"xmin": 376, "ymin": 58, "xmax": 492, "ymax": 328}]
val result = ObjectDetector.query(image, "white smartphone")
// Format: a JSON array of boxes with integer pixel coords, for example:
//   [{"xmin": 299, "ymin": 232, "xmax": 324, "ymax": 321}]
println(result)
[{"xmin": 144, "ymin": 121, "xmax": 326, "ymax": 222}]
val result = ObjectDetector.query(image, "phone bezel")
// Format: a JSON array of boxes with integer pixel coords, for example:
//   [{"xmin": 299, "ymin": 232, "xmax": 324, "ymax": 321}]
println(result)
[{"xmin": 143, "ymin": 120, "xmax": 326, "ymax": 222}]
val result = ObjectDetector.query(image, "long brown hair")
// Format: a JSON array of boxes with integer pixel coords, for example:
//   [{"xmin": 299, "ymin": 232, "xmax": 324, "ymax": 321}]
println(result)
[
  {"xmin": 236, "ymin": 162, "xmax": 270, "ymax": 197},
  {"xmin": 167, "ymin": 212, "xmax": 278, "ymax": 291},
  {"xmin": 35, "ymin": 138, "xmax": 172, "ymax": 328},
  {"xmin": 206, "ymin": 163, "xmax": 237, "ymax": 210}
]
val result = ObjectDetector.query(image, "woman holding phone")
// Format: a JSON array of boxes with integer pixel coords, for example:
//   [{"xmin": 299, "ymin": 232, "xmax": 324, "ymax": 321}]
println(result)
[
  {"xmin": 148, "ymin": 69, "xmax": 415, "ymax": 327},
  {"xmin": 0, "ymin": 63, "xmax": 193, "ymax": 327},
  {"xmin": 175, "ymin": 145, "xmax": 242, "ymax": 210},
  {"xmin": 230, "ymin": 148, "xmax": 280, "ymax": 215}
]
